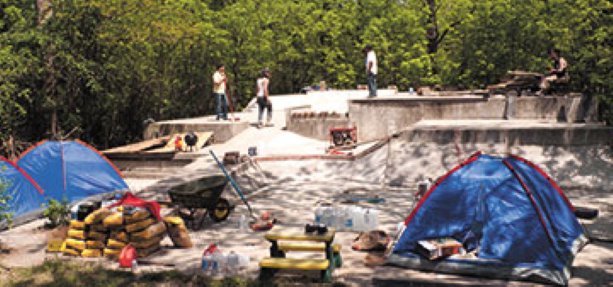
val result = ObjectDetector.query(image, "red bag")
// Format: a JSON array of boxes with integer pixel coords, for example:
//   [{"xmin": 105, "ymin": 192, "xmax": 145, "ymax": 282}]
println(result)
[{"xmin": 119, "ymin": 244, "xmax": 137, "ymax": 268}]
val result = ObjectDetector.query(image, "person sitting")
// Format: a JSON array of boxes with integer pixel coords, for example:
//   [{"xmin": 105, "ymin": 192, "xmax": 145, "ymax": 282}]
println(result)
[{"xmin": 538, "ymin": 48, "xmax": 569, "ymax": 95}]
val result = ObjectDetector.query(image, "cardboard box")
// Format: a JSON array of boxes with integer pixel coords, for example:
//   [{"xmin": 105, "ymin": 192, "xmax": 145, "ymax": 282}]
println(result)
[{"xmin": 417, "ymin": 237, "xmax": 463, "ymax": 260}]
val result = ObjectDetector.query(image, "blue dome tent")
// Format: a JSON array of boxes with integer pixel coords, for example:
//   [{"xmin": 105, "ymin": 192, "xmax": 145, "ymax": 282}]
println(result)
[
  {"xmin": 17, "ymin": 140, "xmax": 128, "ymax": 203},
  {"xmin": 0, "ymin": 156, "xmax": 46, "ymax": 221},
  {"xmin": 387, "ymin": 152, "xmax": 587, "ymax": 285}
]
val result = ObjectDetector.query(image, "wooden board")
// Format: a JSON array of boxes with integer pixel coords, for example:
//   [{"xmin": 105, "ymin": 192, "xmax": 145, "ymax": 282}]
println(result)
[
  {"xmin": 145, "ymin": 132, "xmax": 214, "ymax": 153},
  {"xmin": 103, "ymin": 137, "xmax": 169, "ymax": 154}
]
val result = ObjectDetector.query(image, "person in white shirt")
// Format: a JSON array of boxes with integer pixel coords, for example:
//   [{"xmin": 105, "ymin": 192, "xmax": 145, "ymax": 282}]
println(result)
[
  {"xmin": 212, "ymin": 64, "xmax": 228, "ymax": 120},
  {"xmin": 256, "ymin": 68, "xmax": 272, "ymax": 128},
  {"xmin": 363, "ymin": 44, "xmax": 377, "ymax": 97}
]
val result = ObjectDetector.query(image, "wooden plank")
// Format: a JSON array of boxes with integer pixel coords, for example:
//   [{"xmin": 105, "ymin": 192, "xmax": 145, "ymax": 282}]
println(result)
[
  {"xmin": 265, "ymin": 226, "xmax": 335, "ymax": 242},
  {"xmin": 103, "ymin": 137, "xmax": 169, "ymax": 154},
  {"xmin": 259, "ymin": 258, "xmax": 329, "ymax": 270},
  {"xmin": 278, "ymin": 242, "xmax": 342, "ymax": 253}
]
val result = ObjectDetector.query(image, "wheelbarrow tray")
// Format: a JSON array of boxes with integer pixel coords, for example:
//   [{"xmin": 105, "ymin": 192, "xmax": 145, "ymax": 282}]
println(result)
[{"xmin": 168, "ymin": 175, "xmax": 228, "ymax": 210}]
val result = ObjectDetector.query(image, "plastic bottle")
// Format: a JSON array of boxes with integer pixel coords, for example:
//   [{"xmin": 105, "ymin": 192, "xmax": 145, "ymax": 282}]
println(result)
[
  {"xmin": 314, "ymin": 207, "xmax": 323, "ymax": 224},
  {"xmin": 322, "ymin": 207, "xmax": 334, "ymax": 227},
  {"xmin": 238, "ymin": 254, "xmax": 250, "ymax": 269},
  {"xmin": 226, "ymin": 251, "xmax": 239, "ymax": 275},
  {"xmin": 131, "ymin": 259, "xmax": 138, "ymax": 272},
  {"xmin": 211, "ymin": 249, "xmax": 224, "ymax": 275},
  {"xmin": 201, "ymin": 244, "xmax": 217, "ymax": 274},
  {"xmin": 239, "ymin": 215, "xmax": 248, "ymax": 231}
]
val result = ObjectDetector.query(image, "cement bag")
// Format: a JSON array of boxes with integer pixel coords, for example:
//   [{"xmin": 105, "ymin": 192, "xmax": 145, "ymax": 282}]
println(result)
[
  {"xmin": 131, "ymin": 235, "xmax": 163, "ymax": 249},
  {"xmin": 103, "ymin": 212, "xmax": 124, "ymax": 228},
  {"xmin": 103, "ymin": 248, "xmax": 121, "ymax": 258},
  {"xmin": 64, "ymin": 238, "xmax": 86, "ymax": 251},
  {"xmin": 69, "ymin": 220, "xmax": 85, "ymax": 230},
  {"xmin": 67, "ymin": 229, "xmax": 86, "ymax": 240},
  {"xmin": 62, "ymin": 247, "xmax": 81, "ymax": 257},
  {"xmin": 107, "ymin": 239, "xmax": 128, "ymax": 249},
  {"xmin": 110, "ymin": 231, "xmax": 129, "ymax": 243},
  {"xmin": 87, "ymin": 230, "xmax": 107, "ymax": 241},
  {"xmin": 84, "ymin": 208, "xmax": 112, "ymax": 225},
  {"xmin": 125, "ymin": 218, "xmax": 156, "ymax": 233},
  {"xmin": 81, "ymin": 249, "xmax": 102, "ymax": 258},
  {"xmin": 164, "ymin": 216, "xmax": 192, "ymax": 248},
  {"xmin": 137, "ymin": 242, "xmax": 161, "ymax": 258},
  {"xmin": 86, "ymin": 240, "xmax": 105, "ymax": 249},
  {"xmin": 124, "ymin": 208, "xmax": 151, "ymax": 224},
  {"xmin": 130, "ymin": 221, "xmax": 166, "ymax": 241},
  {"xmin": 90, "ymin": 224, "xmax": 108, "ymax": 233}
]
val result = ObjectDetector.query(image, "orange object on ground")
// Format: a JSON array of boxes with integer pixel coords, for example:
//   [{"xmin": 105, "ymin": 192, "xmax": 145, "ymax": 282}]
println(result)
[
  {"xmin": 119, "ymin": 244, "xmax": 137, "ymax": 268},
  {"xmin": 174, "ymin": 136, "xmax": 183, "ymax": 151}
]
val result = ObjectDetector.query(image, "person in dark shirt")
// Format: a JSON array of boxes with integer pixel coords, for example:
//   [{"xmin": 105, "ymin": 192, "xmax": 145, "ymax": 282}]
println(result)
[{"xmin": 538, "ymin": 48, "xmax": 569, "ymax": 95}]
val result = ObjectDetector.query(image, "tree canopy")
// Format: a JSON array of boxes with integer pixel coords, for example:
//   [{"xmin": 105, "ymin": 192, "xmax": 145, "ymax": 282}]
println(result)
[{"xmin": 1, "ymin": 0, "xmax": 611, "ymax": 154}]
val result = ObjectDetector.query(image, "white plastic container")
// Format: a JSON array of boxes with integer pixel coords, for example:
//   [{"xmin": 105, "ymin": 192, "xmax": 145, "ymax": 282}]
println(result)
[
  {"xmin": 239, "ymin": 215, "xmax": 248, "ymax": 231},
  {"xmin": 226, "ymin": 251, "xmax": 239, "ymax": 275}
]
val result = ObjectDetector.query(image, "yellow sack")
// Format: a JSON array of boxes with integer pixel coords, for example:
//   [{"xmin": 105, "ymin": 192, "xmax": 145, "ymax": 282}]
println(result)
[
  {"xmin": 67, "ymin": 229, "xmax": 86, "ymax": 240},
  {"xmin": 131, "ymin": 235, "xmax": 163, "ymax": 249},
  {"xmin": 64, "ymin": 238, "xmax": 86, "ymax": 251},
  {"xmin": 124, "ymin": 209, "xmax": 151, "ymax": 224},
  {"xmin": 84, "ymin": 208, "xmax": 112, "ymax": 225},
  {"xmin": 104, "ymin": 248, "xmax": 121, "ymax": 258},
  {"xmin": 125, "ymin": 218, "xmax": 156, "ymax": 233},
  {"xmin": 137, "ymin": 243, "xmax": 161, "ymax": 258},
  {"xmin": 85, "ymin": 240, "xmax": 105, "ymax": 249},
  {"xmin": 164, "ymin": 216, "xmax": 192, "ymax": 248},
  {"xmin": 163, "ymin": 216, "xmax": 183, "ymax": 226},
  {"xmin": 63, "ymin": 247, "xmax": 81, "ymax": 257},
  {"xmin": 130, "ymin": 221, "xmax": 166, "ymax": 241},
  {"xmin": 87, "ymin": 230, "xmax": 107, "ymax": 241},
  {"xmin": 110, "ymin": 231, "xmax": 129, "ymax": 243},
  {"xmin": 59, "ymin": 241, "xmax": 67, "ymax": 252},
  {"xmin": 107, "ymin": 239, "xmax": 127, "ymax": 249},
  {"xmin": 103, "ymin": 212, "xmax": 123, "ymax": 228},
  {"xmin": 81, "ymin": 249, "xmax": 102, "ymax": 258},
  {"xmin": 90, "ymin": 224, "xmax": 108, "ymax": 233},
  {"xmin": 69, "ymin": 220, "xmax": 85, "ymax": 230}
]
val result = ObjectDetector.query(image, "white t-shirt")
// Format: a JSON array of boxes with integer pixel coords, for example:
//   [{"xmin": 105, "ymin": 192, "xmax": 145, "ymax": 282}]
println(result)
[
  {"xmin": 257, "ymin": 77, "xmax": 268, "ymax": 97},
  {"xmin": 366, "ymin": 50, "xmax": 377, "ymax": 75},
  {"xmin": 213, "ymin": 71, "xmax": 226, "ymax": 94}
]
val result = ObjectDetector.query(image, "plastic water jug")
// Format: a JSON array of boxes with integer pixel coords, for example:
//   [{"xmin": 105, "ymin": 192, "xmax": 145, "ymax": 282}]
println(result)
[{"xmin": 226, "ymin": 251, "xmax": 239, "ymax": 274}]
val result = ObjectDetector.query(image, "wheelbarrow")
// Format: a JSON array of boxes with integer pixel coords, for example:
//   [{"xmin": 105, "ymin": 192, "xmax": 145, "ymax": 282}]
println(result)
[{"xmin": 167, "ymin": 175, "xmax": 232, "ymax": 229}]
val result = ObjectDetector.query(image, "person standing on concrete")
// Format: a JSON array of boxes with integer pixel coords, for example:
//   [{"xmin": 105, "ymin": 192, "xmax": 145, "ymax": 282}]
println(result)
[
  {"xmin": 212, "ymin": 64, "xmax": 228, "ymax": 120},
  {"xmin": 363, "ymin": 44, "xmax": 378, "ymax": 98},
  {"xmin": 256, "ymin": 68, "xmax": 272, "ymax": 128}
]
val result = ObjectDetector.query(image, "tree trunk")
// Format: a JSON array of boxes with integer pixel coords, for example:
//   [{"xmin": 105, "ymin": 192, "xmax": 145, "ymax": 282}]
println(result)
[{"xmin": 37, "ymin": 0, "xmax": 58, "ymax": 139}]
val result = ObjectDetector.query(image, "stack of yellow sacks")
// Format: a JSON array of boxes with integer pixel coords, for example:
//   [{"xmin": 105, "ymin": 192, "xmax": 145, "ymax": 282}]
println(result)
[
  {"xmin": 107, "ymin": 206, "xmax": 167, "ymax": 258},
  {"xmin": 62, "ymin": 208, "xmax": 112, "ymax": 257},
  {"xmin": 62, "ymin": 206, "xmax": 168, "ymax": 259}
]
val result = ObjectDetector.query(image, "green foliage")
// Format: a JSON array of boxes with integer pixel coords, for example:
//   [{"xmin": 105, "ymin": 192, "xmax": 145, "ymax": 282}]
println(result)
[
  {"xmin": 0, "ymin": 0, "xmax": 611, "ymax": 154},
  {"xmin": 0, "ymin": 168, "xmax": 14, "ymax": 227},
  {"xmin": 42, "ymin": 199, "xmax": 70, "ymax": 227}
]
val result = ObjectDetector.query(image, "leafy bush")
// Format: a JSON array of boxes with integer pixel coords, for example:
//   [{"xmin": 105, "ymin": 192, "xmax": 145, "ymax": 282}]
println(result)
[
  {"xmin": 42, "ymin": 199, "xmax": 70, "ymax": 227},
  {"xmin": 0, "ymin": 177, "xmax": 13, "ymax": 227}
]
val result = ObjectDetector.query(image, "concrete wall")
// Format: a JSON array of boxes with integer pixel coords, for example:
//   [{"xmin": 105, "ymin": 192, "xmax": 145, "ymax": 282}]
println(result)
[
  {"xmin": 349, "ymin": 94, "xmax": 592, "ymax": 141},
  {"xmin": 144, "ymin": 121, "xmax": 249, "ymax": 143}
]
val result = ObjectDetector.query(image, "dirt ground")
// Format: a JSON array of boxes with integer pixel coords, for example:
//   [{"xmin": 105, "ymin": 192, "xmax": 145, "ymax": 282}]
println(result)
[{"xmin": 1, "ymin": 167, "xmax": 611, "ymax": 286}]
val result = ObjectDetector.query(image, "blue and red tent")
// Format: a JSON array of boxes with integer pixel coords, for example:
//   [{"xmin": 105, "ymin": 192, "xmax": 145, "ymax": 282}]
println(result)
[
  {"xmin": 0, "ymin": 156, "xmax": 46, "ymax": 220},
  {"xmin": 17, "ymin": 140, "xmax": 128, "ymax": 203},
  {"xmin": 387, "ymin": 152, "xmax": 587, "ymax": 285}
]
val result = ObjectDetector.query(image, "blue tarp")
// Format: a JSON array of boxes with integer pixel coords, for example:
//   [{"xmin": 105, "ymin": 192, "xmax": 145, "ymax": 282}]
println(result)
[
  {"xmin": 0, "ymin": 156, "xmax": 46, "ymax": 218},
  {"xmin": 389, "ymin": 153, "xmax": 586, "ymax": 285},
  {"xmin": 17, "ymin": 140, "xmax": 128, "ymax": 203}
]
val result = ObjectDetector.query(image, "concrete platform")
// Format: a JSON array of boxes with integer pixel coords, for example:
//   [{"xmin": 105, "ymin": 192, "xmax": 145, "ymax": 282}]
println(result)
[
  {"xmin": 403, "ymin": 120, "xmax": 613, "ymax": 146},
  {"xmin": 349, "ymin": 94, "xmax": 595, "ymax": 141},
  {"xmin": 143, "ymin": 115, "xmax": 249, "ymax": 143}
]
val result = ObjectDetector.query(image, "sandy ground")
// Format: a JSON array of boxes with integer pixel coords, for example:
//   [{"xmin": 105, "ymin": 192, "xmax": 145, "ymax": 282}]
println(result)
[{"xmin": 1, "ymin": 92, "xmax": 611, "ymax": 285}]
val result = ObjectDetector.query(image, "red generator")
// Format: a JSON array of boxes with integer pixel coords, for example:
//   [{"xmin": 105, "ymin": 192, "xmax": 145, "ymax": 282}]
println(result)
[{"xmin": 329, "ymin": 126, "xmax": 357, "ymax": 147}]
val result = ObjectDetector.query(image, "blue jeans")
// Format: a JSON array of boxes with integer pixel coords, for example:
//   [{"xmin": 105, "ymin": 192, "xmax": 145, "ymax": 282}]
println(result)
[
  {"xmin": 215, "ymin": 93, "xmax": 228, "ymax": 120},
  {"xmin": 257, "ymin": 97, "xmax": 272, "ymax": 123},
  {"xmin": 367, "ymin": 73, "xmax": 377, "ymax": 97}
]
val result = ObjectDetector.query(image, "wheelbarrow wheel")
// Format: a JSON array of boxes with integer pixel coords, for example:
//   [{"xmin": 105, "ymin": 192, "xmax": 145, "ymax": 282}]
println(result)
[{"xmin": 210, "ymin": 198, "xmax": 231, "ymax": 222}]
